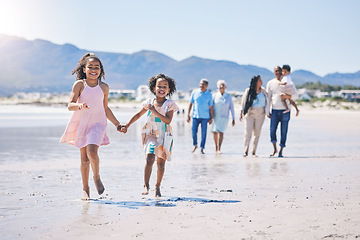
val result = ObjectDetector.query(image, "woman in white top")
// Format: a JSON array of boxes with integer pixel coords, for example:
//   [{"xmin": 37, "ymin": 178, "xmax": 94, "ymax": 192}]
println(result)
[{"xmin": 240, "ymin": 75, "xmax": 270, "ymax": 157}]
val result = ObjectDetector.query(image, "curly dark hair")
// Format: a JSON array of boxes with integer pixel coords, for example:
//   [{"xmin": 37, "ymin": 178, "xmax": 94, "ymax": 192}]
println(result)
[
  {"xmin": 148, "ymin": 73, "xmax": 177, "ymax": 97},
  {"xmin": 244, "ymin": 75, "xmax": 261, "ymax": 115},
  {"xmin": 282, "ymin": 64, "xmax": 291, "ymax": 72},
  {"xmin": 72, "ymin": 53, "xmax": 105, "ymax": 80}
]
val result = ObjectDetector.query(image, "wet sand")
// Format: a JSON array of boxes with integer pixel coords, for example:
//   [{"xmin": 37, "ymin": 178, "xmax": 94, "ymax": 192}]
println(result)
[{"xmin": 0, "ymin": 105, "xmax": 359, "ymax": 239}]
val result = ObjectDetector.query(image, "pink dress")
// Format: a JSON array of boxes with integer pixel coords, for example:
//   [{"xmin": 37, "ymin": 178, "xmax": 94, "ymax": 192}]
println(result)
[{"xmin": 60, "ymin": 80, "xmax": 110, "ymax": 148}]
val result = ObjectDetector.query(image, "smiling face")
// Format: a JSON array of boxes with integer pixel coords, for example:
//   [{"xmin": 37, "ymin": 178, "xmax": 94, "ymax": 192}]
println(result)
[
  {"xmin": 154, "ymin": 78, "xmax": 170, "ymax": 97},
  {"xmin": 282, "ymin": 69, "xmax": 290, "ymax": 76},
  {"xmin": 274, "ymin": 66, "xmax": 282, "ymax": 80},
  {"xmin": 83, "ymin": 58, "xmax": 101, "ymax": 81}
]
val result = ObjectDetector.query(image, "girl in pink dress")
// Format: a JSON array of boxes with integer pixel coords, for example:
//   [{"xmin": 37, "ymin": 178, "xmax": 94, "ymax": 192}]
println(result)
[
  {"xmin": 60, "ymin": 53, "xmax": 123, "ymax": 200},
  {"xmin": 120, "ymin": 73, "xmax": 178, "ymax": 197}
]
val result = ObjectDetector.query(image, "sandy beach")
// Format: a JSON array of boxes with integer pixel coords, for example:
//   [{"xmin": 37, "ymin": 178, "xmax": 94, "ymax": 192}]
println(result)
[{"xmin": 0, "ymin": 104, "xmax": 360, "ymax": 240}]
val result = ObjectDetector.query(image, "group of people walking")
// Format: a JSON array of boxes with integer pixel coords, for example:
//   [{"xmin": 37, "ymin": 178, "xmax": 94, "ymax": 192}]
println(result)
[
  {"xmin": 188, "ymin": 65, "xmax": 299, "ymax": 158},
  {"xmin": 60, "ymin": 52, "xmax": 299, "ymax": 199}
]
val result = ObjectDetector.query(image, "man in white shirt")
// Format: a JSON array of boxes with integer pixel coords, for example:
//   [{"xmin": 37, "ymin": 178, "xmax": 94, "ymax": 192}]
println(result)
[{"xmin": 266, "ymin": 66, "xmax": 294, "ymax": 157}]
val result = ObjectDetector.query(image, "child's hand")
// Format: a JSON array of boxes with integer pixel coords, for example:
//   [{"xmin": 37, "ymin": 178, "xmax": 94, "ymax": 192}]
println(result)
[
  {"xmin": 145, "ymin": 103, "xmax": 153, "ymax": 110},
  {"xmin": 144, "ymin": 99, "xmax": 154, "ymax": 110},
  {"xmin": 117, "ymin": 124, "xmax": 127, "ymax": 133},
  {"xmin": 120, "ymin": 126, "xmax": 127, "ymax": 133},
  {"xmin": 78, "ymin": 102, "xmax": 89, "ymax": 110},
  {"xmin": 148, "ymin": 104, "xmax": 155, "ymax": 112}
]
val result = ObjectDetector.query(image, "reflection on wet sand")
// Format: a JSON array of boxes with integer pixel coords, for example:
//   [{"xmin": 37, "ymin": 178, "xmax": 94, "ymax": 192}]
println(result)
[{"xmin": 89, "ymin": 197, "xmax": 240, "ymax": 210}]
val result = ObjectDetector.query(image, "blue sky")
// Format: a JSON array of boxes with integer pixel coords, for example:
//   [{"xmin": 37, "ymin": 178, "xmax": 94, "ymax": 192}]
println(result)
[{"xmin": 1, "ymin": 0, "xmax": 359, "ymax": 76}]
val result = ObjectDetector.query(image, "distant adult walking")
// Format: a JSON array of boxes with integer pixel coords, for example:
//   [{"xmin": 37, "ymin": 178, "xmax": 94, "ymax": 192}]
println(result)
[
  {"xmin": 266, "ymin": 66, "xmax": 297, "ymax": 157},
  {"xmin": 187, "ymin": 79, "xmax": 214, "ymax": 154},
  {"xmin": 211, "ymin": 80, "xmax": 235, "ymax": 154},
  {"xmin": 240, "ymin": 75, "xmax": 270, "ymax": 157}
]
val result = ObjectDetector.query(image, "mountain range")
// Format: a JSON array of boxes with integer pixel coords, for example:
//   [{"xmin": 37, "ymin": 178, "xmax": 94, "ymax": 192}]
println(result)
[{"xmin": 0, "ymin": 34, "xmax": 359, "ymax": 97}]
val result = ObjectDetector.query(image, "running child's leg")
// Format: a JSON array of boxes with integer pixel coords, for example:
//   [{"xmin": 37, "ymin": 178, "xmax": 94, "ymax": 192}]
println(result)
[
  {"xmin": 155, "ymin": 157, "xmax": 166, "ymax": 197},
  {"xmin": 143, "ymin": 153, "xmax": 155, "ymax": 195},
  {"xmin": 80, "ymin": 147, "xmax": 90, "ymax": 200},
  {"xmin": 86, "ymin": 144, "xmax": 104, "ymax": 195}
]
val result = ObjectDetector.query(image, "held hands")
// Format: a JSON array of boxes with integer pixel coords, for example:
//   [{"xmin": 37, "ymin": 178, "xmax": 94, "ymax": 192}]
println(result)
[{"xmin": 117, "ymin": 124, "xmax": 127, "ymax": 133}]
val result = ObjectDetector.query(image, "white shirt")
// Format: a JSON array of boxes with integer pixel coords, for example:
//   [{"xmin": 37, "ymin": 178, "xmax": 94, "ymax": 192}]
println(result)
[
  {"xmin": 281, "ymin": 75, "xmax": 293, "ymax": 85},
  {"xmin": 266, "ymin": 77, "xmax": 287, "ymax": 110},
  {"xmin": 267, "ymin": 77, "xmax": 298, "ymax": 110}
]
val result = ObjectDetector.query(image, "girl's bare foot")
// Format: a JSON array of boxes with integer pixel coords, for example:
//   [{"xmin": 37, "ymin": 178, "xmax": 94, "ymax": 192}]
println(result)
[
  {"xmin": 155, "ymin": 186, "xmax": 161, "ymax": 197},
  {"xmin": 81, "ymin": 188, "xmax": 90, "ymax": 201},
  {"xmin": 142, "ymin": 185, "xmax": 150, "ymax": 195},
  {"xmin": 93, "ymin": 176, "xmax": 105, "ymax": 195}
]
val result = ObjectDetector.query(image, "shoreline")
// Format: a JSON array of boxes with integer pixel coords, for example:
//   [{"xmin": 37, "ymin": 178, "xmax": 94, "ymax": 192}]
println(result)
[{"xmin": 0, "ymin": 99, "xmax": 359, "ymax": 111}]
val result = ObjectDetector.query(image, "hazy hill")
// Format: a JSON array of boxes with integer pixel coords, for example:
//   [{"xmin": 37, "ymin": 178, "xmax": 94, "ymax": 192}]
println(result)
[
  {"xmin": 0, "ymin": 34, "xmax": 359, "ymax": 96},
  {"xmin": 323, "ymin": 71, "xmax": 360, "ymax": 86}
]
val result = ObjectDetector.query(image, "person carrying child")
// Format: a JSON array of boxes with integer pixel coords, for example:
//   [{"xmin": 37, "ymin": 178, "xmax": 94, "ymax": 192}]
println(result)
[
  {"xmin": 60, "ymin": 53, "xmax": 123, "ymax": 200},
  {"xmin": 119, "ymin": 73, "xmax": 178, "ymax": 197},
  {"xmin": 279, "ymin": 64, "xmax": 300, "ymax": 115}
]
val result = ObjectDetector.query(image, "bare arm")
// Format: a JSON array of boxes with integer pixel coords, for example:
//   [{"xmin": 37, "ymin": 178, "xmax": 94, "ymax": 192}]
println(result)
[
  {"xmin": 208, "ymin": 106, "xmax": 214, "ymax": 124},
  {"xmin": 125, "ymin": 107, "xmax": 148, "ymax": 129},
  {"xmin": 67, "ymin": 80, "xmax": 89, "ymax": 111},
  {"xmin": 101, "ymin": 82, "xmax": 121, "ymax": 128},
  {"xmin": 187, "ymin": 102, "xmax": 193, "ymax": 123},
  {"xmin": 239, "ymin": 110, "xmax": 244, "ymax": 121},
  {"xmin": 148, "ymin": 105, "xmax": 174, "ymax": 125}
]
